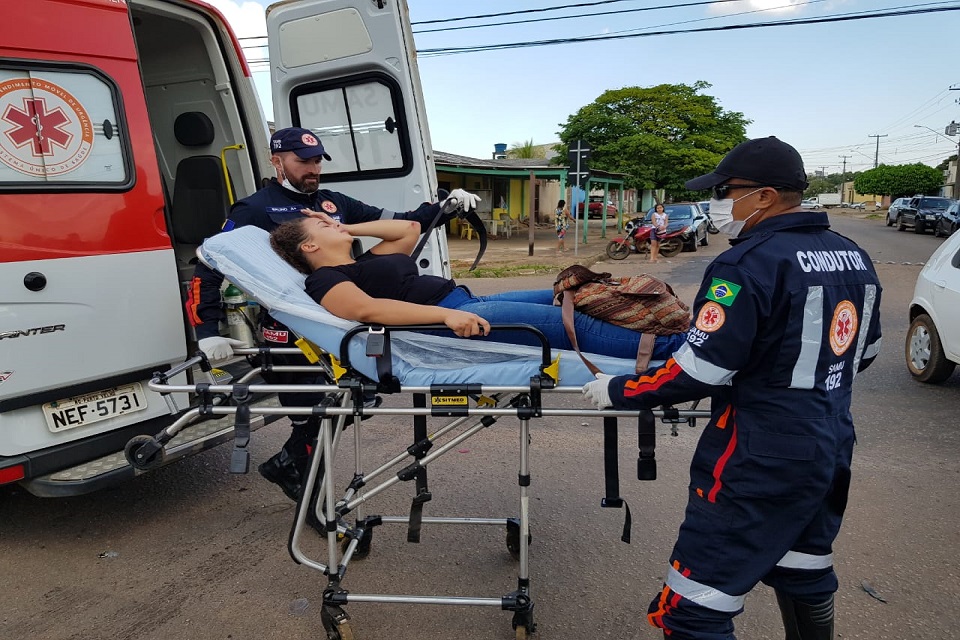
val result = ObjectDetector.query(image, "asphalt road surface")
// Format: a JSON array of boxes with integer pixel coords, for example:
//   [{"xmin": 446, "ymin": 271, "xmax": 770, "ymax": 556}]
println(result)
[{"xmin": 2, "ymin": 212, "xmax": 958, "ymax": 640}]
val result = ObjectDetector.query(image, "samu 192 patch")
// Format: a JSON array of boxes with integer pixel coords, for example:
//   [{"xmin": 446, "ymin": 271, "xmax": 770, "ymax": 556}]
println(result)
[{"xmin": 706, "ymin": 278, "xmax": 742, "ymax": 307}]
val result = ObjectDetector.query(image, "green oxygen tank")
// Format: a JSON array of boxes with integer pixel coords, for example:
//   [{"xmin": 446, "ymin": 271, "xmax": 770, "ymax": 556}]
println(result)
[{"xmin": 223, "ymin": 283, "xmax": 253, "ymax": 347}]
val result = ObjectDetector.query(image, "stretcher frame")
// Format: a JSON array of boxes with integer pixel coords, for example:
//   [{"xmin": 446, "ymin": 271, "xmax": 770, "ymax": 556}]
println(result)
[{"xmin": 127, "ymin": 324, "xmax": 708, "ymax": 640}]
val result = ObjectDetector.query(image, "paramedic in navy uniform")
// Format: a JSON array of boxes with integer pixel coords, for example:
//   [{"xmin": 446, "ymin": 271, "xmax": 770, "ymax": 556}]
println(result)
[
  {"xmin": 582, "ymin": 137, "xmax": 882, "ymax": 640},
  {"xmin": 186, "ymin": 126, "xmax": 479, "ymax": 508}
]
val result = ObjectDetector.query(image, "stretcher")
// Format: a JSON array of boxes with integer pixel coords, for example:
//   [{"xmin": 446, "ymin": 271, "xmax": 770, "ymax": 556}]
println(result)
[{"xmin": 127, "ymin": 225, "xmax": 709, "ymax": 639}]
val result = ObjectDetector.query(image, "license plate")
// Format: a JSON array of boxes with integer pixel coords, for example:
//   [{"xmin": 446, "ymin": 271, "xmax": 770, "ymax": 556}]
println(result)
[{"xmin": 43, "ymin": 383, "xmax": 148, "ymax": 433}]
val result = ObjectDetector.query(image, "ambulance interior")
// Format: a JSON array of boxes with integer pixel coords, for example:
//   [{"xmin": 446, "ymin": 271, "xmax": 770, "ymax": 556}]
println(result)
[{"xmin": 129, "ymin": 0, "xmax": 268, "ymax": 286}]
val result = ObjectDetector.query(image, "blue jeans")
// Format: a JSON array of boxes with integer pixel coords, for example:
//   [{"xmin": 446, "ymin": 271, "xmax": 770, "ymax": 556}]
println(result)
[{"xmin": 437, "ymin": 286, "xmax": 686, "ymax": 361}]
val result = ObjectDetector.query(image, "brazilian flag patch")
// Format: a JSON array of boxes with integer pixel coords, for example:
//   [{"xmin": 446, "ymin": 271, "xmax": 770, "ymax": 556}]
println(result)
[{"xmin": 706, "ymin": 278, "xmax": 741, "ymax": 307}]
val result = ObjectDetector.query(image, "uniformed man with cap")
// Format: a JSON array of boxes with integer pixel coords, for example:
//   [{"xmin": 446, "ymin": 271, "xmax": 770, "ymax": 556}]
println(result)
[
  {"xmin": 186, "ymin": 127, "xmax": 479, "ymax": 512},
  {"xmin": 583, "ymin": 137, "xmax": 883, "ymax": 640}
]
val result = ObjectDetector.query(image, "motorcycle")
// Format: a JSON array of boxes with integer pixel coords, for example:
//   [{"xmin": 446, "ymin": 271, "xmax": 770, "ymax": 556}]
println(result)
[{"xmin": 606, "ymin": 217, "xmax": 684, "ymax": 260}]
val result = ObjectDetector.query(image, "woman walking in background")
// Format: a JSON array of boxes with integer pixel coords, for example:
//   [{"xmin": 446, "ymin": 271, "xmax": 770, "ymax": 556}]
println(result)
[{"xmin": 555, "ymin": 199, "xmax": 571, "ymax": 254}]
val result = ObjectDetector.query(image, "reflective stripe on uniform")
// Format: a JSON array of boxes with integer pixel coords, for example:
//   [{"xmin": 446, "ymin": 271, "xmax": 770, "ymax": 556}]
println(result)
[
  {"xmin": 664, "ymin": 566, "xmax": 746, "ymax": 613},
  {"xmin": 863, "ymin": 338, "xmax": 882, "ymax": 360},
  {"xmin": 852, "ymin": 284, "xmax": 878, "ymax": 377},
  {"xmin": 776, "ymin": 550, "xmax": 834, "ymax": 570},
  {"xmin": 674, "ymin": 342, "xmax": 736, "ymax": 386},
  {"xmin": 789, "ymin": 286, "xmax": 824, "ymax": 389}
]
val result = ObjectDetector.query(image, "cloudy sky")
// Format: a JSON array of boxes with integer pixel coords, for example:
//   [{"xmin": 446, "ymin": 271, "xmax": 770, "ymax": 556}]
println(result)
[{"xmin": 208, "ymin": 0, "xmax": 959, "ymax": 175}]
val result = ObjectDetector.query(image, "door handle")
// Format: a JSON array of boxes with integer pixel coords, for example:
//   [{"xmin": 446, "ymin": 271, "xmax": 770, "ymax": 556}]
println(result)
[{"xmin": 935, "ymin": 280, "xmax": 946, "ymax": 289}]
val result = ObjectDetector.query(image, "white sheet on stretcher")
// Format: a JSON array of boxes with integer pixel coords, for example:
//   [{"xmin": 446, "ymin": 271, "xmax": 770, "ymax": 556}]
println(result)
[{"xmin": 198, "ymin": 226, "xmax": 663, "ymax": 387}]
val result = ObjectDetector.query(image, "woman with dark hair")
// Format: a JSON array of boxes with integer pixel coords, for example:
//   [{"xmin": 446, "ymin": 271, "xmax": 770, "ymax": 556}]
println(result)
[
  {"xmin": 269, "ymin": 215, "xmax": 686, "ymax": 358},
  {"xmin": 650, "ymin": 203, "xmax": 669, "ymax": 263}
]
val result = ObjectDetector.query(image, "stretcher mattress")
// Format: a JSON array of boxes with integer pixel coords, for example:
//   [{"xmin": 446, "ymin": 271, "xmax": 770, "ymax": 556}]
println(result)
[{"xmin": 199, "ymin": 226, "xmax": 661, "ymax": 387}]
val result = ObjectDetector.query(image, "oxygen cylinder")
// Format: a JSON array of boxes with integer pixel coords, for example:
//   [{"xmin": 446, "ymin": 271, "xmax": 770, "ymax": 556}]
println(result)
[{"xmin": 223, "ymin": 283, "xmax": 254, "ymax": 347}]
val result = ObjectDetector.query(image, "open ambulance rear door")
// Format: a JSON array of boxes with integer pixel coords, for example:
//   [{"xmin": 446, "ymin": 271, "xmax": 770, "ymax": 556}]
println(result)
[{"xmin": 266, "ymin": 0, "xmax": 449, "ymax": 276}]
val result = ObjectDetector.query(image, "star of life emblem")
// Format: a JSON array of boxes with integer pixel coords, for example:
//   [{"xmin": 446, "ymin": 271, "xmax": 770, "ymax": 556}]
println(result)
[{"xmin": 829, "ymin": 300, "xmax": 858, "ymax": 356}]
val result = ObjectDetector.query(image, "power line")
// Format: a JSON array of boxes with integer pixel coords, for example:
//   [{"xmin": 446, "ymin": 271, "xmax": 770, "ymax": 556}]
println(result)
[
  {"xmin": 416, "ymin": 4, "xmax": 960, "ymax": 57},
  {"xmin": 412, "ymin": 0, "xmax": 746, "ymax": 34},
  {"xmin": 868, "ymin": 134, "xmax": 888, "ymax": 168},
  {"xmin": 410, "ymin": 0, "xmax": 722, "ymax": 26}
]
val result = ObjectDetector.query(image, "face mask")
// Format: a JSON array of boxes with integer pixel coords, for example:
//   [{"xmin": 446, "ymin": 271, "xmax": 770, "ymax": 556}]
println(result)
[
  {"xmin": 277, "ymin": 165, "xmax": 306, "ymax": 194},
  {"xmin": 708, "ymin": 188, "xmax": 763, "ymax": 236}
]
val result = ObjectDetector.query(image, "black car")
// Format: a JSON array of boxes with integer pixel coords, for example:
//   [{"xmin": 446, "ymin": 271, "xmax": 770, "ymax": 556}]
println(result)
[
  {"xmin": 644, "ymin": 202, "xmax": 709, "ymax": 251},
  {"xmin": 896, "ymin": 196, "xmax": 953, "ymax": 233},
  {"xmin": 934, "ymin": 201, "xmax": 960, "ymax": 238}
]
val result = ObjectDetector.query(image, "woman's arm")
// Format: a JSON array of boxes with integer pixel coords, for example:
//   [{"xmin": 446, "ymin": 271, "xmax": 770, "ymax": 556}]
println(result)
[
  {"xmin": 319, "ymin": 280, "xmax": 490, "ymax": 337},
  {"xmin": 302, "ymin": 210, "xmax": 421, "ymax": 255}
]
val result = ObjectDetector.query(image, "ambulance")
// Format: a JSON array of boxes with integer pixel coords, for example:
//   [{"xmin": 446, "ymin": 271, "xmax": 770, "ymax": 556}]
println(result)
[{"xmin": 0, "ymin": 0, "xmax": 447, "ymax": 496}]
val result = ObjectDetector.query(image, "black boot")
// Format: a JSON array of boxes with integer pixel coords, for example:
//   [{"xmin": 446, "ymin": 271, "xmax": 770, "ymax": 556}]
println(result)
[
  {"xmin": 776, "ymin": 591, "xmax": 834, "ymax": 640},
  {"xmin": 257, "ymin": 448, "xmax": 303, "ymax": 502}
]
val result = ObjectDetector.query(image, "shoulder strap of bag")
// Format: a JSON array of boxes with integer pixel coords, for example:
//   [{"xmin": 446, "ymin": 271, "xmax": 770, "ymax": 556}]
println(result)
[{"xmin": 560, "ymin": 292, "xmax": 602, "ymax": 376}]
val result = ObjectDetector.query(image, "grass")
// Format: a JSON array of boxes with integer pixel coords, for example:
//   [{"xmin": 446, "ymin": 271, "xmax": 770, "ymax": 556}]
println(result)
[{"xmin": 451, "ymin": 263, "xmax": 561, "ymax": 278}]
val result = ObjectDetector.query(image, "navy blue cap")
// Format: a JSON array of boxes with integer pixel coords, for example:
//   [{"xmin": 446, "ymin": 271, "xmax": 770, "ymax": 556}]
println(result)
[
  {"xmin": 269, "ymin": 127, "xmax": 332, "ymax": 161},
  {"xmin": 686, "ymin": 136, "xmax": 808, "ymax": 191}
]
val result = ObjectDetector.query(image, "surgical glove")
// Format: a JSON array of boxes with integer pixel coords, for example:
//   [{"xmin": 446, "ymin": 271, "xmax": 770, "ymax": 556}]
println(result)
[
  {"xmin": 441, "ymin": 188, "xmax": 481, "ymax": 214},
  {"xmin": 582, "ymin": 373, "xmax": 615, "ymax": 409},
  {"xmin": 198, "ymin": 336, "xmax": 246, "ymax": 363}
]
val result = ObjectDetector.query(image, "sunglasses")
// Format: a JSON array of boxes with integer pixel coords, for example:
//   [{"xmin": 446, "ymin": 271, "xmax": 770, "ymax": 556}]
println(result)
[{"xmin": 712, "ymin": 184, "xmax": 773, "ymax": 199}]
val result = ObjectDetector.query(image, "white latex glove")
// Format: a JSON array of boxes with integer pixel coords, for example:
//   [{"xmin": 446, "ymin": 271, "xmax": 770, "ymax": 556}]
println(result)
[
  {"xmin": 441, "ymin": 188, "xmax": 481, "ymax": 214},
  {"xmin": 198, "ymin": 336, "xmax": 246, "ymax": 363},
  {"xmin": 582, "ymin": 373, "xmax": 615, "ymax": 409}
]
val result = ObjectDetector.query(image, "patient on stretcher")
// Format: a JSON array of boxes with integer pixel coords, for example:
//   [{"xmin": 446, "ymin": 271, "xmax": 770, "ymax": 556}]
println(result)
[{"xmin": 268, "ymin": 216, "xmax": 686, "ymax": 361}]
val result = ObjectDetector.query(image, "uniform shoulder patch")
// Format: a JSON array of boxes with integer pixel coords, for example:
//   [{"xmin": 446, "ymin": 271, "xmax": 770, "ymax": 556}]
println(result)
[
  {"xmin": 695, "ymin": 302, "xmax": 726, "ymax": 333},
  {"xmin": 706, "ymin": 278, "xmax": 741, "ymax": 307}
]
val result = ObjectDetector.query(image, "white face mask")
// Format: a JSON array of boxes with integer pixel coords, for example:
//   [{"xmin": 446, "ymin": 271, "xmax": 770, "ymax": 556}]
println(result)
[{"xmin": 708, "ymin": 188, "xmax": 763, "ymax": 236}]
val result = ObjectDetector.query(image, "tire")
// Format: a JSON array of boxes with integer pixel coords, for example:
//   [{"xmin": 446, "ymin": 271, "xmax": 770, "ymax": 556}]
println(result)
[
  {"xmin": 905, "ymin": 314, "xmax": 956, "ymax": 383},
  {"xmin": 605, "ymin": 240, "xmax": 631, "ymax": 260},
  {"xmin": 659, "ymin": 237, "xmax": 683, "ymax": 257},
  {"xmin": 914, "ymin": 221, "xmax": 925, "ymax": 234},
  {"xmin": 897, "ymin": 215, "xmax": 906, "ymax": 231},
  {"xmin": 699, "ymin": 229, "xmax": 709, "ymax": 247},
  {"xmin": 707, "ymin": 222, "xmax": 720, "ymax": 234},
  {"xmin": 885, "ymin": 214, "xmax": 894, "ymax": 227},
  {"xmin": 934, "ymin": 224, "xmax": 942, "ymax": 238}
]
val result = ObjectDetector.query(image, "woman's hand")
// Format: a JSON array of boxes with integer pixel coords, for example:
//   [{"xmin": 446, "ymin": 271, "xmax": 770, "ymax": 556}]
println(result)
[
  {"xmin": 443, "ymin": 309, "xmax": 491, "ymax": 338},
  {"xmin": 302, "ymin": 209, "xmax": 340, "ymax": 227}
]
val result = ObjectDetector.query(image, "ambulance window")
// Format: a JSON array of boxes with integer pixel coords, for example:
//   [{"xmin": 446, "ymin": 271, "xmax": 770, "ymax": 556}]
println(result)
[
  {"xmin": 0, "ymin": 65, "xmax": 130, "ymax": 188},
  {"xmin": 292, "ymin": 74, "xmax": 411, "ymax": 179}
]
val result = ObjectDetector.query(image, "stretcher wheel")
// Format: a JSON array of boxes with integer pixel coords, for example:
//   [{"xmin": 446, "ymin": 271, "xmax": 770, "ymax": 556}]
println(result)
[
  {"xmin": 505, "ymin": 527, "xmax": 532, "ymax": 561},
  {"xmin": 321, "ymin": 607, "xmax": 354, "ymax": 640},
  {"xmin": 124, "ymin": 435, "xmax": 166, "ymax": 470}
]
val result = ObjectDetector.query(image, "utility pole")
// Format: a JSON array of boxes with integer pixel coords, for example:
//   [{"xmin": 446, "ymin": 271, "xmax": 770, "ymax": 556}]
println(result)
[
  {"xmin": 868, "ymin": 134, "xmax": 887, "ymax": 168},
  {"xmin": 838, "ymin": 155, "xmax": 851, "ymax": 200}
]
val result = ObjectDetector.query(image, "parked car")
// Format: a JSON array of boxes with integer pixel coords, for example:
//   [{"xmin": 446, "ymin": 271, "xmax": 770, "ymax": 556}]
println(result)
[
  {"xmin": 905, "ymin": 227, "xmax": 960, "ymax": 382},
  {"xmin": 895, "ymin": 195, "xmax": 953, "ymax": 233},
  {"xmin": 843, "ymin": 202, "xmax": 866, "ymax": 210},
  {"xmin": 578, "ymin": 195, "xmax": 618, "ymax": 219},
  {"xmin": 886, "ymin": 197, "xmax": 911, "ymax": 226},
  {"xmin": 644, "ymin": 202, "xmax": 709, "ymax": 251},
  {"xmin": 933, "ymin": 201, "xmax": 960, "ymax": 238},
  {"xmin": 801, "ymin": 198, "xmax": 820, "ymax": 209}
]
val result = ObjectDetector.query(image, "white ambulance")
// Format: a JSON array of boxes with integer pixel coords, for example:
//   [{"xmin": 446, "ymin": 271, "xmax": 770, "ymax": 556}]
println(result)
[{"xmin": 0, "ymin": 0, "xmax": 446, "ymax": 496}]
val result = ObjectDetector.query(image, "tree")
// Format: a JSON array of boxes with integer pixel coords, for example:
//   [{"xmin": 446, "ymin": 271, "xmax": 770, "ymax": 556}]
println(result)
[
  {"xmin": 853, "ymin": 163, "xmax": 944, "ymax": 198},
  {"xmin": 556, "ymin": 82, "xmax": 750, "ymax": 193},
  {"xmin": 508, "ymin": 139, "xmax": 537, "ymax": 159}
]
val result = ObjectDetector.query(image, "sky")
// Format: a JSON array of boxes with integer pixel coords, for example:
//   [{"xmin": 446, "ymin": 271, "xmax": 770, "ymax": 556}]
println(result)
[{"xmin": 208, "ymin": 0, "xmax": 960, "ymax": 176}]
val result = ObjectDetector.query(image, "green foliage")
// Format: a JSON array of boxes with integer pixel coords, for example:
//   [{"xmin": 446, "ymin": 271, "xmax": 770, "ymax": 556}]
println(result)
[
  {"xmin": 508, "ymin": 139, "xmax": 537, "ymax": 159},
  {"xmin": 557, "ymin": 82, "xmax": 750, "ymax": 193},
  {"xmin": 853, "ymin": 163, "xmax": 944, "ymax": 198}
]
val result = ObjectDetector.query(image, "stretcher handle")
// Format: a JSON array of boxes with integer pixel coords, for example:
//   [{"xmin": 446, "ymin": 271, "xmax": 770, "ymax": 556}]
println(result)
[
  {"xmin": 339, "ymin": 323, "xmax": 552, "ymax": 370},
  {"xmin": 153, "ymin": 353, "xmax": 208, "ymax": 383}
]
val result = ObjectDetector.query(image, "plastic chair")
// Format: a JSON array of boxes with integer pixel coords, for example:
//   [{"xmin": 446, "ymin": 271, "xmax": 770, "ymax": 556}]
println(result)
[
  {"xmin": 492, "ymin": 208, "xmax": 517, "ymax": 238},
  {"xmin": 459, "ymin": 221, "xmax": 475, "ymax": 240}
]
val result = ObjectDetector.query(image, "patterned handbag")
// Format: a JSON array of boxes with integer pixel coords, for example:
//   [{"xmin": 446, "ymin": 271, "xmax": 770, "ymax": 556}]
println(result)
[{"xmin": 553, "ymin": 265, "xmax": 691, "ymax": 373}]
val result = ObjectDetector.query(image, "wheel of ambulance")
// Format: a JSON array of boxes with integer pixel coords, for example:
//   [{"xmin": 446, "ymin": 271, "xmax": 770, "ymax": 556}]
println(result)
[
  {"xmin": 124, "ymin": 435, "xmax": 166, "ymax": 470},
  {"xmin": 659, "ymin": 237, "xmax": 683, "ymax": 258},
  {"xmin": 905, "ymin": 314, "xmax": 956, "ymax": 384},
  {"xmin": 606, "ymin": 240, "xmax": 631, "ymax": 260}
]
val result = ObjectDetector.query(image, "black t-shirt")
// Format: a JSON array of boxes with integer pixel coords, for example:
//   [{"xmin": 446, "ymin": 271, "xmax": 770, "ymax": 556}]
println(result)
[{"xmin": 304, "ymin": 253, "xmax": 455, "ymax": 307}]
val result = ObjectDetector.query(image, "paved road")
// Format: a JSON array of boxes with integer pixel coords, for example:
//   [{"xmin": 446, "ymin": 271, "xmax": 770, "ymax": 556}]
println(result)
[{"xmin": 2, "ymin": 213, "xmax": 958, "ymax": 640}]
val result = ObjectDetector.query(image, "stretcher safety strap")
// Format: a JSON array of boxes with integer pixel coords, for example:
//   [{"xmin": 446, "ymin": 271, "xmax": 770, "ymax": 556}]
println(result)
[
  {"xmin": 665, "ymin": 566, "xmax": 746, "ymax": 613},
  {"xmin": 601, "ymin": 416, "xmax": 631, "ymax": 544},
  {"xmin": 407, "ymin": 393, "xmax": 431, "ymax": 543}
]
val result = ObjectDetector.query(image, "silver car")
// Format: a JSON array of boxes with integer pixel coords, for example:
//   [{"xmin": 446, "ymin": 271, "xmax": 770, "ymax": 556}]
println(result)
[{"xmin": 886, "ymin": 198, "xmax": 911, "ymax": 226}]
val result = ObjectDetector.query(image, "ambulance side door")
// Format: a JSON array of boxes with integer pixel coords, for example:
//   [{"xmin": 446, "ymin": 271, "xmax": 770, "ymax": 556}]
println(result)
[{"xmin": 266, "ymin": 0, "xmax": 448, "ymax": 276}]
